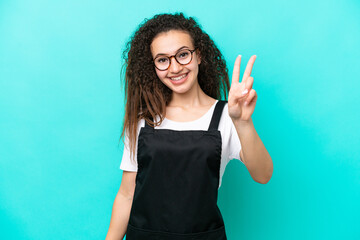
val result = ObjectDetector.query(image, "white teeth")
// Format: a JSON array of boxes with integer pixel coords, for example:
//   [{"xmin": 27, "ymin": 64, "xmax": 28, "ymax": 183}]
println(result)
[{"xmin": 170, "ymin": 74, "xmax": 187, "ymax": 81}]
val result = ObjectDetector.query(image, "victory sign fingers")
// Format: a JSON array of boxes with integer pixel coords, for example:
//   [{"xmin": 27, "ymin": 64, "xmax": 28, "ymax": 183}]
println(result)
[
  {"xmin": 230, "ymin": 55, "xmax": 256, "ymax": 98},
  {"xmin": 228, "ymin": 55, "xmax": 258, "ymax": 121}
]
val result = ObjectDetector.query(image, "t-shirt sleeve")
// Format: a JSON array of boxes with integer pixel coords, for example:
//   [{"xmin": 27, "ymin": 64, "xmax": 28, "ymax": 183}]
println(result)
[
  {"xmin": 218, "ymin": 103, "xmax": 244, "ymax": 188},
  {"xmin": 119, "ymin": 119, "xmax": 144, "ymax": 172},
  {"xmin": 223, "ymin": 104, "xmax": 243, "ymax": 163},
  {"xmin": 119, "ymin": 134, "xmax": 138, "ymax": 171},
  {"xmin": 228, "ymin": 119, "xmax": 243, "ymax": 163}
]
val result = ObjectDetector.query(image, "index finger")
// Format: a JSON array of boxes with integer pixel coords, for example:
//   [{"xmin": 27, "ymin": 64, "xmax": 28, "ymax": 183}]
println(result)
[
  {"xmin": 231, "ymin": 55, "xmax": 241, "ymax": 86},
  {"xmin": 241, "ymin": 55, "xmax": 257, "ymax": 83}
]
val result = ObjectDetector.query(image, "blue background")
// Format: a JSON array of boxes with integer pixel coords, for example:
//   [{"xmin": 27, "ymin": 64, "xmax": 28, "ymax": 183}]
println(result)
[{"xmin": 1, "ymin": 0, "xmax": 359, "ymax": 239}]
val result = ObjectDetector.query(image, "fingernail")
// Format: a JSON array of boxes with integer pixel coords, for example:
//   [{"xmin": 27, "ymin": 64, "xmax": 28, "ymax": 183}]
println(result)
[
  {"xmin": 242, "ymin": 89, "xmax": 248, "ymax": 95},
  {"xmin": 244, "ymin": 101, "xmax": 248, "ymax": 106}
]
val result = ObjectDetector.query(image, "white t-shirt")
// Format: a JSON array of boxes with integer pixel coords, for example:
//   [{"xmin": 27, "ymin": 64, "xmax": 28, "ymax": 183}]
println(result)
[{"xmin": 120, "ymin": 100, "xmax": 244, "ymax": 188}]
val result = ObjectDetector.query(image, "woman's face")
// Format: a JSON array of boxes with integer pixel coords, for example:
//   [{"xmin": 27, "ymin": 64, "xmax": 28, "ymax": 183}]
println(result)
[{"xmin": 150, "ymin": 30, "xmax": 201, "ymax": 95}]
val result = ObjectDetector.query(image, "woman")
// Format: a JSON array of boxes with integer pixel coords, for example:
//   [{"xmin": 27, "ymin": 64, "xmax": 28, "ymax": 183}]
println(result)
[{"xmin": 106, "ymin": 13, "xmax": 273, "ymax": 240}]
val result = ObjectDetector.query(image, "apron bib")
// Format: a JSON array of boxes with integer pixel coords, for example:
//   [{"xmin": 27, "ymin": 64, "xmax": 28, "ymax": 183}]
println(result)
[{"xmin": 126, "ymin": 100, "xmax": 227, "ymax": 240}]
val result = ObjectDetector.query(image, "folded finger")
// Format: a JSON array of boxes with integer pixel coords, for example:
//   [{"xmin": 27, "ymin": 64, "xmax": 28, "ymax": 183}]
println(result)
[{"xmin": 244, "ymin": 89, "xmax": 257, "ymax": 106}]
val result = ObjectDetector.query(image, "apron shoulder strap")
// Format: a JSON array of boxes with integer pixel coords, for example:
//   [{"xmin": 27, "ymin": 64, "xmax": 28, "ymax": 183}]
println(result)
[{"xmin": 208, "ymin": 100, "xmax": 227, "ymax": 131}]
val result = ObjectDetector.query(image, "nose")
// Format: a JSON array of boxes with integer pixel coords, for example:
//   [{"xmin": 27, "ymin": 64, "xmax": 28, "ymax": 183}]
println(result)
[{"xmin": 168, "ymin": 56, "xmax": 182, "ymax": 73}]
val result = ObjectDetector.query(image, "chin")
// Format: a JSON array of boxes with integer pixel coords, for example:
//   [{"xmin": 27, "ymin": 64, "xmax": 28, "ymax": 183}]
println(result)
[{"xmin": 165, "ymin": 81, "xmax": 195, "ymax": 95}]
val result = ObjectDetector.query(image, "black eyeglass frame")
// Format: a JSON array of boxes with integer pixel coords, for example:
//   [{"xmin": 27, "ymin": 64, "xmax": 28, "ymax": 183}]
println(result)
[{"xmin": 153, "ymin": 48, "xmax": 197, "ymax": 71}]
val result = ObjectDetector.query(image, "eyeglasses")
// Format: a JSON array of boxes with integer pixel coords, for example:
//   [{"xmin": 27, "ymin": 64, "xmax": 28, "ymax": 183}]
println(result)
[{"xmin": 153, "ymin": 49, "xmax": 197, "ymax": 71}]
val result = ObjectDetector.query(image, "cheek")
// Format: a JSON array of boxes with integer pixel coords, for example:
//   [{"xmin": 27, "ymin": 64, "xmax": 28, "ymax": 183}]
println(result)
[
  {"xmin": 155, "ymin": 69, "xmax": 167, "ymax": 81},
  {"xmin": 188, "ymin": 62, "xmax": 199, "ymax": 73}
]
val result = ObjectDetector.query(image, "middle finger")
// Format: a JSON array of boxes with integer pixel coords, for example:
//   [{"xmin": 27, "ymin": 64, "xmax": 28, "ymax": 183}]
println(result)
[{"xmin": 241, "ymin": 55, "xmax": 257, "ymax": 83}]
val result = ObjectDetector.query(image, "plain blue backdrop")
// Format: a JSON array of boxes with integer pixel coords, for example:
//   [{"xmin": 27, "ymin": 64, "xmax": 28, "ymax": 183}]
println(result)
[{"xmin": 1, "ymin": 0, "xmax": 359, "ymax": 239}]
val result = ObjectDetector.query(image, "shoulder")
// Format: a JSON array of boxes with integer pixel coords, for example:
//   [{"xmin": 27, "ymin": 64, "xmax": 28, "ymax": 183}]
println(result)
[{"xmin": 124, "ymin": 118, "xmax": 146, "ymax": 142}]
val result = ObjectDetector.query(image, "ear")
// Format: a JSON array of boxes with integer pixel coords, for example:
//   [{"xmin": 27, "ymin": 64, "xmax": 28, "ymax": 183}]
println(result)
[{"xmin": 196, "ymin": 49, "xmax": 201, "ymax": 64}]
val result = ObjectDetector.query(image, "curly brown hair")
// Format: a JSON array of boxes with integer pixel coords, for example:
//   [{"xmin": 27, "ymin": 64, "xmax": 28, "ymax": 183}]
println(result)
[{"xmin": 121, "ymin": 12, "xmax": 230, "ymax": 162}]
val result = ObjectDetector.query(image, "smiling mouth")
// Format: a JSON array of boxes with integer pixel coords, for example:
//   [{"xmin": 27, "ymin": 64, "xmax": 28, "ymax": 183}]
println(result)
[{"xmin": 169, "ymin": 73, "xmax": 188, "ymax": 81}]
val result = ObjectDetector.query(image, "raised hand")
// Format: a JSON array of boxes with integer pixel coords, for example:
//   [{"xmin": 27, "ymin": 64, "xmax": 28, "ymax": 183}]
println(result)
[{"xmin": 228, "ymin": 55, "xmax": 258, "ymax": 122}]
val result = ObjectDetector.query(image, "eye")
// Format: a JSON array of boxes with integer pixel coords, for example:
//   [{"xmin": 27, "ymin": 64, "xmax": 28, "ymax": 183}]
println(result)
[
  {"xmin": 156, "ymin": 57, "xmax": 169, "ymax": 64},
  {"xmin": 177, "ymin": 51, "xmax": 190, "ymax": 59}
]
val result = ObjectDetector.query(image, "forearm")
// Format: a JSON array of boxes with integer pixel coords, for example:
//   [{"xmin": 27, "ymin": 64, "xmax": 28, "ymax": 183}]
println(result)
[
  {"xmin": 232, "ymin": 118, "xmax": 273, "ymax": 184},
  {"xmin": 105, "ymin": 192, "xmax": 133, "ymax": 240}
]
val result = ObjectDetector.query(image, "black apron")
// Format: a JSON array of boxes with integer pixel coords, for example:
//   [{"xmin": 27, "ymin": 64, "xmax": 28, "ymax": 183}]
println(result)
[{"xmin": 126, "ymin": 100, "xmax": 227, "ymax": 240}]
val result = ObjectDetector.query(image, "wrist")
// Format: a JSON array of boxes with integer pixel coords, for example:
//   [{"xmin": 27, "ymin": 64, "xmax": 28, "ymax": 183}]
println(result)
[
  {"xmin": 231, "ymin": 118, "xmax": 256, "ymax": 138},
  {"xmin": 231, "ymin": 117, "xmax": 253, "ymax": 129}
]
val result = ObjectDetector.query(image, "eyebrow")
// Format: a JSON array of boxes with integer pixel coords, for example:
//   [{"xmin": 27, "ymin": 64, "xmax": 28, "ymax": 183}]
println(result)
[{"xmin": 154, "ymin": 46, "xmax": 190, "ymax": 59}]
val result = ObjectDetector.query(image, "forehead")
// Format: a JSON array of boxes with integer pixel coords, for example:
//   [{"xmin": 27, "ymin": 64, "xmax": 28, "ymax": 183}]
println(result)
[{"xmin": 150, "ymin": 30, "xmax": 194, "ymax": 55}]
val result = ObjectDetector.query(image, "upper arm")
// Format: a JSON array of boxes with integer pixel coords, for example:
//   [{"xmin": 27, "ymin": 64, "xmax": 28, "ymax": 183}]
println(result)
[{"xmin": 118, "ymin": 170, "xmax": 137, "ymax": 200}]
